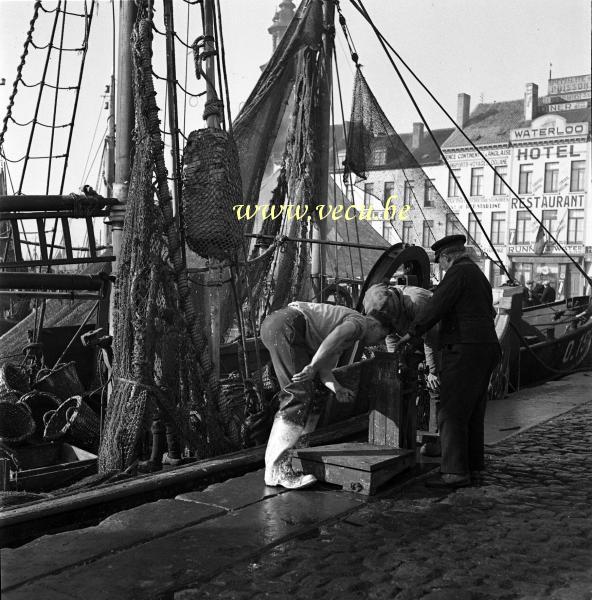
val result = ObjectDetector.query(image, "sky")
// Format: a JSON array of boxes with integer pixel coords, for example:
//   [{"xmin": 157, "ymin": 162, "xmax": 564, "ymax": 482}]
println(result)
[{"xmin": 0, "ymin": 0, "xmax": 590, "ymax": 244}]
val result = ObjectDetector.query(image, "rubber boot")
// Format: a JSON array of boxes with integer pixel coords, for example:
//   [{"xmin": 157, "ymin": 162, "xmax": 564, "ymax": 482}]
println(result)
[{"xmin": 264, "ymin": 417, "xmax": 317, "ymax": 489}]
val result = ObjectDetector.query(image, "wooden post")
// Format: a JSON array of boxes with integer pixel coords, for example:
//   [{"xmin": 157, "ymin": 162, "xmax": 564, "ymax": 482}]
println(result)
[{"xmin": 311, "ymin": 0, "xmax": 334, "ymax": 300}]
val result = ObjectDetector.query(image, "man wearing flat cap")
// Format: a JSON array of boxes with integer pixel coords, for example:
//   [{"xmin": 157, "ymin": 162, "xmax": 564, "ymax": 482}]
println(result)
[{"xmin": 396, "ymin": 234, "xmax": 501, "ymax": 488}]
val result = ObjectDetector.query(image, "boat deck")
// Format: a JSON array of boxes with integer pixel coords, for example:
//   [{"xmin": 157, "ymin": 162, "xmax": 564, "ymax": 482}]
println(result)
[{"xmin": 1, "ymin": 372, "xmax": 590, "ymax": 599}]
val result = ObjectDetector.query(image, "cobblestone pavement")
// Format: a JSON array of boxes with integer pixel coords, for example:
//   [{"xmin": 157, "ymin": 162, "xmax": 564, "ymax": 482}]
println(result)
[{"xmin": 175, "ymin": 401, "xmax": 592, "ymax": 600}]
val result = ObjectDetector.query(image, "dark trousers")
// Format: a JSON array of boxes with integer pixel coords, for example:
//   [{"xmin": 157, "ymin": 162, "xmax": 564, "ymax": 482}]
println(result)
[
  {"xmin": 260, "ymin": 307, "xmax": 313, "ymax": 426},
  {"xmin": 439, "ymin": 343, "xmax": 501, "ymax": 474}
]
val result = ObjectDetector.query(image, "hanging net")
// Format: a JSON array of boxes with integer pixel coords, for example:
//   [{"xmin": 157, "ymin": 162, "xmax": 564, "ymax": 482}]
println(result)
[
  {"xmin": 99, "ymin": 5, "xmax": 228, "ymax": 472},
  {"xmin": 344, "ymin": 68, "xmax": 483, "ymax": 258}
]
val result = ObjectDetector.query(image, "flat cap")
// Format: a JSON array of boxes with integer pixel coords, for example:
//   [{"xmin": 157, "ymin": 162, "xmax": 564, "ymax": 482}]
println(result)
[{"xmin": 431, "ymin": 234, "xmax": 466, "ymax": 262}]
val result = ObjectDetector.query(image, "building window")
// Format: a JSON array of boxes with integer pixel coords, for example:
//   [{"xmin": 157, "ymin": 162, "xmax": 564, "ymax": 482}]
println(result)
[
  {"xmin": 372, "ymin": 146, "xmax": 387, "ymax": 165},
  {"xmin": 363, "ymin": 182, "xmax": 374, "ymax": 208},
  {"xmin": 567, "ymin": 209, "xmax": 584, "ymax": 243},
  {"xmin": 448, "ymin": 169, "xmax": 460, "ymax": 197},
  {"xmin": 403, "ymin": 180, "xmax": 414, "ymax": 204},
  {"xmin": 541, "ymin": 210, "xmax": 557, "ymax": 235},
  {"xmin": 423, "ymin": 179, "xmax": 435, "ymax": 207},
  {"xmin": 518, "ymin": 164, "xmax": 533, "ymax": 194},
  {"xmin": 515, "ymin": 211, "xmax": 530, "ymax": 244},
  {"xmin": 402, "ymin": 221, "xmax": 413, "ymax": 244},
  {"xmin": 570, "ymin": 160, "xmax": 586, "ymax": 192},
  {"xmin": 490, "ymin": 212, "xmax": 506, "ymax": 245},
  {"xmin": 493, "ymin": 165, "xmax": 508, "ymax": 195},
  {"xmin": 337, "ymin": 150, "xmax": 347, "ymax": 170},
  {"xmin": 422, "ymin": 220, "xmax": 433, "ymax": 247},
  {"xmin": 470, "ymin": 167, "xmax": 484, "ymax": 196},
  {"xmin": 544, "ymin": 162, "xmax": 559, "ymax": 193},
  {"xmin": 468, "ymin": 213, "xmax": 482, "ymax": 244},
  {"xmin": 384, "ymin": 181, "xmax": 395, "ymax": 202},
  {"xmin": 445, "ymin": 213, "xmax": 461, "ymax": 236}
]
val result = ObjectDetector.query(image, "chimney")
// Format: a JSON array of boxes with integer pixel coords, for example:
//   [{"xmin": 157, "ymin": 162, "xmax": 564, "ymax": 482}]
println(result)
[
  {"xmin": 524, "ymin": 83, "xmax": 538, "ymax": 121},
  {"xmin": 457, "ymin": 93, "xmax": 470, "ymax": 128},
  {"xmin": 412, "ymin": 122, "xmax": 424, "ymax": 149}
]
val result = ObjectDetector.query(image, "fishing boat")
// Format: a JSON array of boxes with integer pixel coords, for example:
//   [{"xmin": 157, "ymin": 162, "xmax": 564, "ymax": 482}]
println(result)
[{"xmin": 0, "ymin": 0, "xmax": 590, "ymax": 545}]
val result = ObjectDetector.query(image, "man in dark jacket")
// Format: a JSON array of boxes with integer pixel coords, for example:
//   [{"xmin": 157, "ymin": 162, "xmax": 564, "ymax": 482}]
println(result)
[
  {"xmin": 396, "ymin": 234, "xmax": 501, "ymax": 488},
  {"xmin": 541, "ymin": 281, "xmax": 557, "ymax": 303}
]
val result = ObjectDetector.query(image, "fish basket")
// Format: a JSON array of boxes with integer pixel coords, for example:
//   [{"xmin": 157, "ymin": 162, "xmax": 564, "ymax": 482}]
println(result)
[
  {"xmin": 18, "ymin": 391, "xmax": 62, "ymax": 437},
  {"xmin": 35, "ymin": 362, "xmax": 84, "ymax": 401},
  {"xmin": 0, "ymin": 401, "xmax": 36, "ymax": 444},
  {"xmin": 0, "ymin": 363, "xmax": 30, "ymax": 396},
  {"xmin": 182, "ymin": 128, "xmax": 243, "ymax": 261},
  {"xmin": 43, "ymin": 396, "xmax": 99, "ymax": 453}
]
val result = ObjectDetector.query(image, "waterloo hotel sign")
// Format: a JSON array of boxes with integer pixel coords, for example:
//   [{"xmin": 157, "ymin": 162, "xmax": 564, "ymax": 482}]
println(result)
[{"xmin": 508, "ymin": 74, "xmax": 591, "ymax": 297}]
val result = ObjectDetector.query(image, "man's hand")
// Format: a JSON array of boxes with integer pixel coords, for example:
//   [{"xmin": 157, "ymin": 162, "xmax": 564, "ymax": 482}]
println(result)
[
  {"xmin": 393, "ymin": 332, "xmax": 412, "ymax": 353},
  {"xmin": 292, "ymin": 364, "xmax": 316, "ymax": 383},
  {"xmin": 426, "ymin": 373, "xmax": 440, "ymax": 392},
  {"xmin": 334, "ymin": 384, "xmax": 356, "ymax": 404}
]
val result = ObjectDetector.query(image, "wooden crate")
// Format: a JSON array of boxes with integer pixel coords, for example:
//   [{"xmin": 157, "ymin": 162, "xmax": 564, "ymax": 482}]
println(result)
[{"xmin": 293, "ymin": 442, "xmax": 415, "ymax": 496}]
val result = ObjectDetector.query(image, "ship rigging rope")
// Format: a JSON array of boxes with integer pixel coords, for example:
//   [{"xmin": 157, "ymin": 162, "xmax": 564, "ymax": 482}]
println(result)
[
  {"xmin": 9, "ymin": 116, "xmax": 71, "ymax": 128},
  {"xmin": 20, "ymin": 79, "xmax": 77, "ymax": 90},
  {"xmin": 349, "ymin": 0, "xmax": 591, "ymax": 288},
  {"xmin": 333, "ymin": 44, "xmax": 364, "ymax": 280},
  {"xmin": 349, "ymin": 0, "xmax": 511, "ymax": 280},
  {"xmin": 0, "ymin": 1, "xmax": 42, "ymax": 150}
]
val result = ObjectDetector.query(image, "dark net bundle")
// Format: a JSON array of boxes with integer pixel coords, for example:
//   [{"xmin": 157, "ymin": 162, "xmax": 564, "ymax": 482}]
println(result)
[
  {"xmin": 212, "ymin": 0, "xmax": 323, "ymax": 338},
  {"xmin": 99, "ymin": 4, "xmax": 228, "ymax": 472},
  {"xmin": 345, "ymin": 69, "xmax": 482, "ymax": 255},
  {"xmin": 182, "ymin": 129, "xmax": 244, "ymax": 262}
]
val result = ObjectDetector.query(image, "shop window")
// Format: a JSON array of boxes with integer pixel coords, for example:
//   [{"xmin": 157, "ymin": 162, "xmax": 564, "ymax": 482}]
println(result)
[
  {"xmin": 567, "ymin": 209, "xmax": 584, "ymax": 243},
  {"xmin": 424, "ymin": 179, "xmax": 435, "ymax": 207},
  {"xmin": 422, "ymin": 220, "xmax": 433, "ymax": 247},
  {"xmin": 490, "ymin": 212, "xmax": 506, "ymax": 245},
  {"xmin": 513, "ymin": 262, "xmax": 533, "ymax": 285},
  {"xmin": 382, "ymin": 220, "xmax": 394, "ymax": 243},
  {"xmin": 515, "ymin": 211, "xmax": 530, "ymax": 244},
  {"xmin": 570, "ymin": 160, "xmax": 586, "ymax": 192},
  {"xmin": 403, "ymin": 180, "xmax": 414, "ymax": 204},
  {"xmin": 383, "ymin": 181, "xmax": 395, "ymax": 202},
  {"xmin": 363, "ymin": 182, "xmax": 374, "ymax": 208},
  {"xmin": 447, "ymin": 169, "xmax": 460, "ymax": 197},
  {"xmin": 468, "ymin": 212, "xmax": 482, "ymax": 245},
  {"xmin": 470, "ymin": 167, "xmax": 484, "ymax": 196},
  {"xmin": 544, "ymin": 162, "xmax": 559, "ymax": 193},
  {"xmin": 402, "ymin": 221, "xmax": 413, "ymax": 244},
  {"xmin": 337, "ymin": 150, "xmax": 347, "ymax": 170},
  {"xmin": 518, "ymin": 164, "xmax": 533, "ymax": 194}
]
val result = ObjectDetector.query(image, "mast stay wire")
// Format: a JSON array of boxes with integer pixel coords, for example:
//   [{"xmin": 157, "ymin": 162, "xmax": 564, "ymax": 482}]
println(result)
[
  {"xmin": 345, "ymin": 0, "xmax": 500, "ymax": 274},
  {"xmin": 349, "ymin": 0, "xmax": 590, "ymax": 285}
]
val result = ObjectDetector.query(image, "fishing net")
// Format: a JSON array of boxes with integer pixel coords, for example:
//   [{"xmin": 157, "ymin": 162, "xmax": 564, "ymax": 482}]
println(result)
[
  {"xmin": 99, "ymin": 5, "xmax": 228, "ymax": 472},
  {"xmin": 182, "ymin": 128, "xmax": 244, "ymax": 261},
  {"xmin": 345, "ymin": 68, "xmax": 482, "ymax": 257}
]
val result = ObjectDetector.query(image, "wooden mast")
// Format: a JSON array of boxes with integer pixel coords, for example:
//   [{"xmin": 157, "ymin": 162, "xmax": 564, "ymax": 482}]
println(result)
[
  {"xmin": 108, "ymin": 0, "xmax": 137, "ymax": 330},
  {"xmin": 311, "ymin": 0, "xmax": 335, "ymax": 300},
  {"xmin": 203, "ymin": 0, "xmax": 222, "ymax": 380}
]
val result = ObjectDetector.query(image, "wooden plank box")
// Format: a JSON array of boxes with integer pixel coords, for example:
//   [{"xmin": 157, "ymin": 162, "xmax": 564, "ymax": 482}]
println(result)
[{"xmin": 293, "ymin": 442, "xmax": 415, "ymax": 496}]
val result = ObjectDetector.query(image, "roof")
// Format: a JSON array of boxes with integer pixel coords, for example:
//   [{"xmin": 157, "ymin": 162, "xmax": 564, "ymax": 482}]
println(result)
[
  {"xmin": 443, "ymin": 100, "xmax": 592, "ymax": 149},
  {"xmin": 442, "ymin": 100, "xmax": 524, "ymax": 148},
  {"xmin": 402, "ymin": 127, "xmax": 455, "ymax": 166}
]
